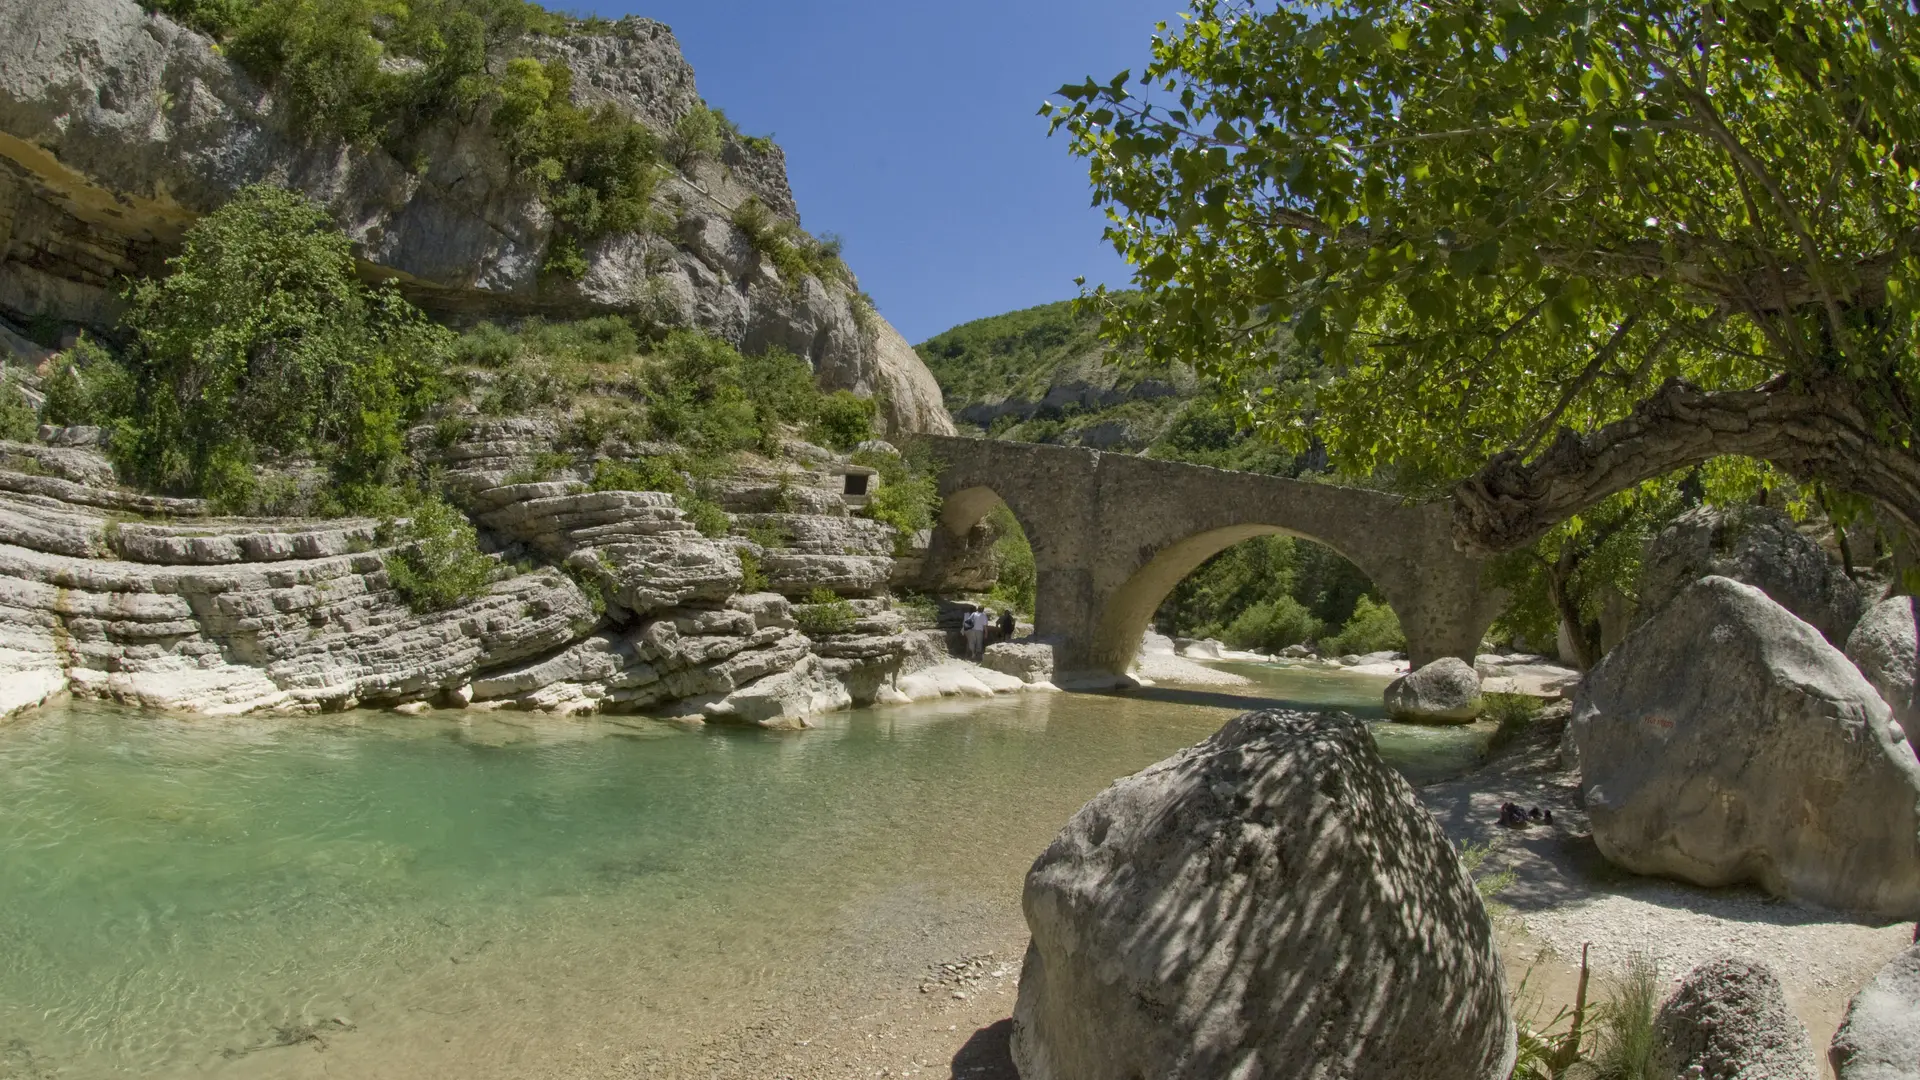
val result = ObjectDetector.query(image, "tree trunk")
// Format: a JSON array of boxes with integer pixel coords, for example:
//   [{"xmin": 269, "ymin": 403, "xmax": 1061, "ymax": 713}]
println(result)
[{"xmin": 1451, "ymin": 375, "xmax": 1920, "ymax": 555}]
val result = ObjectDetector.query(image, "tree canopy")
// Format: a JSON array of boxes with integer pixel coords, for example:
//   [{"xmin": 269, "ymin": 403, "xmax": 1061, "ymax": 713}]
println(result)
[{"xmin": 1045, "ymin": 0, "xmax": 1920, "ymax": 551}]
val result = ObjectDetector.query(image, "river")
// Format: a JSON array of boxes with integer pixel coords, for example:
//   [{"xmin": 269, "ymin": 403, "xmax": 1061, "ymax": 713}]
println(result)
[{"xmin": 0, "ymin": 662, "xmax": 1491, "ymax": 1079}]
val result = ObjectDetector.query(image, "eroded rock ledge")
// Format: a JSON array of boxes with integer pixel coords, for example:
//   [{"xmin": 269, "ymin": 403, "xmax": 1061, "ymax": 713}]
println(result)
[{"xmin": 0, "ymin": 429, "xmax": 1042, "ymax": 726}]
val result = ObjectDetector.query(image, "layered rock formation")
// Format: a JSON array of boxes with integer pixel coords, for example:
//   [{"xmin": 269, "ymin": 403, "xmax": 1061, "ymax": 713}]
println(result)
[
  {"xmin": 1010, "ymin": 709, "xmax": 1515, "ymax": 1080},
  {"xmin": 1572, "ymin": 576, "xmax": 1920, "ymax": 919},
  {"xmin": 0, "ymin": 424, "xmax": 1033, "ymax": 726},
  {"xmin": 0, "ymin": 0, "xmax": 952, "ymax": 437}
]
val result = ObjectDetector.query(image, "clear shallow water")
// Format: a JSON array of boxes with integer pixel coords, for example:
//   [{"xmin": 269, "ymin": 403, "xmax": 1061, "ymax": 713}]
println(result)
[{"xmin": 0, "ymin": 663, "xmax": 1488, "ymax": 1078}]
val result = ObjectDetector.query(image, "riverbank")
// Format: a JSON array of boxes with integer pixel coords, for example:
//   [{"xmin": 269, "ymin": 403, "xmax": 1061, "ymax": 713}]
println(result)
[{"xmin": 1420, "ymin": 703, "xmax": 1912, "ymax": 1076}]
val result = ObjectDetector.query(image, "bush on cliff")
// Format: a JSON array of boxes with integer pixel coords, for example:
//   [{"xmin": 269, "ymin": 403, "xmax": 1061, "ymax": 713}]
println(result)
[
  {"xmin": 379, "ymin": 496, "xmax": 496, "ymax": 613},
  {"xmin": 0, "ymin": 376, "xmax": 35, "ymax": 443},
  {"xmin": 107, "ymin": 185, "xmax": 450, "ymax": 512}
]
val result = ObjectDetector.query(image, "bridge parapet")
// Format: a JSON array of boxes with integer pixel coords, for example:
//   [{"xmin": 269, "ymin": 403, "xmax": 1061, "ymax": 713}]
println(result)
[{"xmin": 915, "ymin": 435, "xmax": 1506, "ymax": 683}]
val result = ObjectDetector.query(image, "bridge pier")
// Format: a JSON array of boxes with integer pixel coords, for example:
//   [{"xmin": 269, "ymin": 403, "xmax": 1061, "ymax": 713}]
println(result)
[{"xmin": 919, "ymin": 436, "xmax": 1507, "ymax": 684}]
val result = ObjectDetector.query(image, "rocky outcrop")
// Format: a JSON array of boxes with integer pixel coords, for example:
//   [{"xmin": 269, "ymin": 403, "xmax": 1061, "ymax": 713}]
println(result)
[
  {"xmin": 1010, "ymin": 710, "xmax": 1514, "ymax": 1080},
  {"xmin": 0, "ymin": 0, "xmax": 953, "ymax": 437},
  {"xmin": 1652, "ymin": 957, "xmax": 1817, "ymax": 1080},
  {"xmin": 0, "ymin": 421, "xmax": 1050, "ymax": 726},
  {"xmin": 1385, "ymin": 656, "xmax": 1484, "ymax": 722},
  {"xmin": 983, "ymin": 641, "xmax": 1054, "ymax": 684},
  {"xmin": 1573, "ymin": 576, "xmax": 1920, "ymax": 919},
  {"xmin": 1638, "ymin": 504, "xmax": 1866, "ymax": 646},
  {"xmin": 1830, "ymin": 943, "xmax": 1920, "ymax": 1080},
  {"xmin": 1848, "ymin": 595, "xmax": 1920, "ymax": 740}
]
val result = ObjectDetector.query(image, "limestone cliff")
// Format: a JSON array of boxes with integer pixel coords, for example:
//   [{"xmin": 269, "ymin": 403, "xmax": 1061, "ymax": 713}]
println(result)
[
  {"xmin": 0, "ymin": 426, "xmax": 1043, "ymax": 723},
  {"xmin": 0, "ymin": 0, "xmax": 952, "ymax": 436}
]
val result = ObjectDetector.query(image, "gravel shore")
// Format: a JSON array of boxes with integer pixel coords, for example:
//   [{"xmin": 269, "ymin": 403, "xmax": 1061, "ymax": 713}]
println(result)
[{"xmin": 1420, "ymin": 707, "xmax": 1914, "ymax": 1076}]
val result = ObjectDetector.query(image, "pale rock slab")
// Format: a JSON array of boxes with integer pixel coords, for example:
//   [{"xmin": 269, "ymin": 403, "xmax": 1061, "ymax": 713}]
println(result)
[
  {"xmin": 1830, "ymin": 943, "xmax": 1920, "ymax": 1080},
  {"xmin": 1574, "ymin": 576, "xmax": 1920, "ymax": 919}
]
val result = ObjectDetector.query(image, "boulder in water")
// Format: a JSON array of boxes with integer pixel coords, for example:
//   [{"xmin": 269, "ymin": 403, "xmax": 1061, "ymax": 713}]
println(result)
[
  {"xmin": 1010, "ymin": 709, "xmax": 1515, "ymax": 1080},
  {"xmin": 1385, "ymin": 657, "xmax": 1485, "ymax": 723},
  {"xmin": 1573, "ymin": 576, "xmax": 1920, "ymax": 919},
  {"xmin": 1652, "ymin": 956, "xmax": 1816, "ymax": 1080}
]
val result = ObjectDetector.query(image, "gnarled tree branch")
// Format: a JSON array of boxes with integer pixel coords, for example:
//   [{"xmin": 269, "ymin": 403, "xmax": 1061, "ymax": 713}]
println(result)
[{"xmin": 1451, "ymin": 375, "xmax": 1920, "ymax": 554}]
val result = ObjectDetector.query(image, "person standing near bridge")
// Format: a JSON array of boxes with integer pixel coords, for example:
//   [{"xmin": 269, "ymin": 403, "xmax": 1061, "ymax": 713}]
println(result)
[
  {"xmin": 962, "ymin": 607, "xmax": 987, "ymax": 661},
  {"xmin": 997, "ymin": 608, "xmax": 1016, "ymax": 645}
]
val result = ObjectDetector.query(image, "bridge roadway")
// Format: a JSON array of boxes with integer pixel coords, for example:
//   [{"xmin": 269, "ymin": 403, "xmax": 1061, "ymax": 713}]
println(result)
[{"xmin": 918, "ymin": 435, "xmax": 1507, "ymax": 686}]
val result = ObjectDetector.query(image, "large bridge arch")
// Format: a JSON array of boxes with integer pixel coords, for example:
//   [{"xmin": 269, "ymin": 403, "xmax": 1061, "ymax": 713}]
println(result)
[{"xmin": 916, "ymin": 436, "xmax": 1507, "ymax": 685}]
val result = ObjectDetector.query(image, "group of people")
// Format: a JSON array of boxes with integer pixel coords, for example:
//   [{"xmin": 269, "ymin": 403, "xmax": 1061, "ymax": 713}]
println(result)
[{"xmin": 959, "ymin": 605, "xmax": 1017, "ymax": 662}]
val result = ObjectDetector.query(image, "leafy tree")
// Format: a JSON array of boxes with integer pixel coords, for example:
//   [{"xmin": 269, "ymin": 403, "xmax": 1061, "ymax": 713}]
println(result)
[
  {"xmin": 115, "ymin": 184, "xmax": 450, "ymax": 510},
  {"xmin": 1046, "ymin": 0, "xmax": 1920, "ymax": 551}
]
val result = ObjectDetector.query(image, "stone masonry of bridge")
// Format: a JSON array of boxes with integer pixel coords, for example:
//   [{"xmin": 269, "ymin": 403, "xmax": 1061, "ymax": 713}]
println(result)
[{"xmin": 918, "ymin": 436, "xmax": 1508, "ymax": 685}]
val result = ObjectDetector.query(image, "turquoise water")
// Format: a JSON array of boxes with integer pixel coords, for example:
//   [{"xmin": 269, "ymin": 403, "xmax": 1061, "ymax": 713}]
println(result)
[{"xmin": 0, "ymin": 663, "xmax": 1486, "ymax": 1078}]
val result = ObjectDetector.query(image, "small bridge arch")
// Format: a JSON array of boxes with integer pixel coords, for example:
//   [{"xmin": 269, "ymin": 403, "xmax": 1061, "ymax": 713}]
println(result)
[{"xmin": 918, "ymin": 436, "xmax": 1506, "ymax": 684}]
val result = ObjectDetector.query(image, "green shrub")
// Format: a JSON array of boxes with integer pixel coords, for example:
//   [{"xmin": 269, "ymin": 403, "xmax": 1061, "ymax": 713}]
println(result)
[
  {"xmin": 852, "ymin": 445, "xmax": 940, "ymax": 551},
  {"xmin": 112, "ymin": 185, "xmax": 449, "ymax": 505},
  {"xmin": 1484, "ymin": 692, "xmax": 1545, "ymax": 751},
  {"xmin": 590, "ymin": 456, "xmax": 686, "ymax": 494},
  {"xmin": 811, "ymin": 390, "xmax": 875, "ymax": 450},
  {"xmin": 677, "ymin": 492, "xmax": 730, "ymax": 538},
  {"xmin": 737, "ymin": 548, "xmax": 768, "ymax": 592},
  {"xmin": 1319, "ymin": 596, "xmax": 1405, "ymax": 656},
  {"xmin": 668, "ymin": 103, "xmax": 726, "ymax": 166},
  {"xmin": 741, "ymin": 346, "xmax": 822, "ymax": 440},
  {"xmin": 1219, "ymin": 595, "xmax": 1322, "ymax": 652},
  {"xmin": 731, "ymin": 197, "xmax": 852, "ymax": 289},
  {"xmin": 380, "ymin": 497, "xmax": 496, "ymax": 613},
  {"xmin": 452, "ymin": 322, "xmax": 522, "ymax": 368},
  {"xmin": 146, "ymin": 0, "xmax": 254, "ymax": 36},
  {"xmin": 744, "ymin": 522, "xmax": 787, "ymax": 549},
  {"xmin": 0, "ymin": 374, "xmax": 37, "ymax": 442},
  {"xmin": 795, "ymin": 586, "xmax": 855, "ymax": 636}
]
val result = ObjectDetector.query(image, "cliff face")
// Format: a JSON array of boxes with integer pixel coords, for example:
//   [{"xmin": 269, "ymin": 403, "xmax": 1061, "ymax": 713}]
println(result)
[
  {"xmin": 0, "ymin": 424, "xmax": 1051, "ymax": 724},
  {"xmin": 0, "ymin": 0, "xmax": 952, "ymax": 436}
]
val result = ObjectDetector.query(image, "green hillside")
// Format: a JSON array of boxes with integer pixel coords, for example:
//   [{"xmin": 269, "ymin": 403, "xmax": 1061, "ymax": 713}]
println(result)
[{"xmin": 916, "ymin": 300, "xmax": 1193, "ymax": 452}]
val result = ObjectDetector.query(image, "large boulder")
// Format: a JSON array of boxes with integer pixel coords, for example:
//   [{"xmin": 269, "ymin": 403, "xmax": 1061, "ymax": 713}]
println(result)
[
  {"xmin": 1010, "ymin": 710, "xmax": 1514, "ymax": 1080},
  {"xmin": 1385, "ymin": 656, "xmax": 1484, "ymax": 723},
  {"xmin": 1652, "ymin": 957, "xmax": 1816, "ymax": 1080},
  {"xmin": 1830, "ymin": 943, "xmax": 1920, "ymax": 1080},
  {"xmin": 1573, "ymin": 576, "xmax": 1920, "ymax": 919},
  {"xmin": 1848, "ymin": 595, "xmax": 1920, "ymax": 739},
  {"xmin": 1638, "ymin": 504, "xmax": 1866, "ymax": 645}
]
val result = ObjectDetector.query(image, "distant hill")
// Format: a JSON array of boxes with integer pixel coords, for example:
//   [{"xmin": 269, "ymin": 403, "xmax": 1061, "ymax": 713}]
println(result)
[
  {"xmin": 914, "ymin": 300, "xmax": 1194, "ymax": 452},
  {"xmin": 914, "ymin": 299, "xmax": 1300, "ymax": 474}
]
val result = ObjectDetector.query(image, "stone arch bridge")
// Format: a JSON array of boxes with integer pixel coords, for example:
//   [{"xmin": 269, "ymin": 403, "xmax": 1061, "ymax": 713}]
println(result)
[{"xmin": 919, "ymin": 436, "xmax": 1507, "ymax": 685}]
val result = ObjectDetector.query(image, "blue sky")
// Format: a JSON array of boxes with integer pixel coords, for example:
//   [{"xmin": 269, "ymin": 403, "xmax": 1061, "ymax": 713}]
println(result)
[{"xmin": 568, "ymin": 0, "xmax": 1183, "ymax": 344}]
